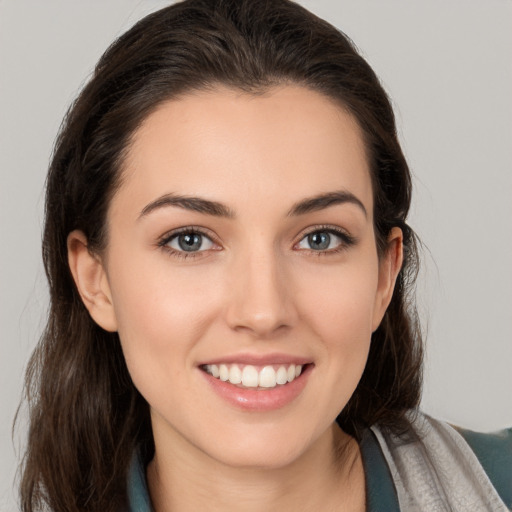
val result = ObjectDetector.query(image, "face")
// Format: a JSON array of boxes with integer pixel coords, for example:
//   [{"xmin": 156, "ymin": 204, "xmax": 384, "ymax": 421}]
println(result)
[{"xmin": 74, "ymin": 85, "xmax": 401, "ymax": 469}]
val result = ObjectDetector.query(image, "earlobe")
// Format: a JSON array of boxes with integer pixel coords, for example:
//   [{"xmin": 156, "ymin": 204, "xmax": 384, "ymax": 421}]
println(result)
[
  {"xmin": 67, "ymin": 230, "xmax": 118, "ymax": 332},
  {"xmin": 372, "ymin": 227, "xmax": 403, "ymax": 331}
]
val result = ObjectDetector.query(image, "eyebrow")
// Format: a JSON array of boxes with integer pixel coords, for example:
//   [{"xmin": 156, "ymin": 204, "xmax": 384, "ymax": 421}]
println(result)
[
  {"xmin": 138, "ymin": 189, "xmax": 367, "ymax": 220},
  {"xmin": 287, "ymin": 190, "xmax": 367, "ymax": 218},
  {"xmin": 139, "ymin": 193, "xmax": 235, "ymax": 219}
]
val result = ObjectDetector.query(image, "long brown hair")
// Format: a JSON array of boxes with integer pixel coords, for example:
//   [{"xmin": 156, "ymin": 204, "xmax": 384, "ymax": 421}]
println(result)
[{"xmin": 19, "ymin": 0, "xmax": 422, "ymax": 510}]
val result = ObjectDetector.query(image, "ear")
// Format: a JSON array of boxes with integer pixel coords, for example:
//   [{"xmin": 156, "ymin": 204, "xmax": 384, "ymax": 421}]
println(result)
[
  {"xmin": 372, "ymin": 227, "xmax": 403, "ymax": 331},
  {"xmin": 67, "ymin": 230, "xmax": 118, "ymax": 332}
]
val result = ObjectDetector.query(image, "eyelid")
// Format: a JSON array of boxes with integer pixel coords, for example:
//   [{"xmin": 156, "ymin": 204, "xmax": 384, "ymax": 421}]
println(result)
[
  {"xmin": 293, "ymin": 224, "xmax": 356, "ymax": 252},
  {"xmin": 158, "ymin": 225, "xmax": 217, "ymax": 243},
  {"xmin": 157, "ymin": 226, "xmax": 221, "ymax": 258}
]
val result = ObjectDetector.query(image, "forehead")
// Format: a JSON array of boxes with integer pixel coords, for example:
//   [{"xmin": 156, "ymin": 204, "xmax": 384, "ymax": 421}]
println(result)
[{"xmin": 116, "ymin": 85, "xmax": 373, "ymax": 220}]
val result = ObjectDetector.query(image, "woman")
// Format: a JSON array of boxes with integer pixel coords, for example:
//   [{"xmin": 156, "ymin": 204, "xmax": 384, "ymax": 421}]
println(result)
[{"xmin": 19, "ymin": 0, "xmax": 511, "ymax": 511}]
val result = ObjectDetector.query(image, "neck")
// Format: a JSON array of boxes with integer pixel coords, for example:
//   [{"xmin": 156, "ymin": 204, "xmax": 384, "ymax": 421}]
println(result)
[{"xmin": 147, "ymin": 422, "xmax": 365, "ymax": 512}]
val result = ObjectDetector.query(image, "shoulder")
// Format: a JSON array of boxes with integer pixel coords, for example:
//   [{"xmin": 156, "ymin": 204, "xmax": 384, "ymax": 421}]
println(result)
[
  {"xmin": 369, "ymin": 411, "xmax": 512, "ymax": 510},
  {"xmin": 454, "ymin": 424, "xmax": 512, "ymax": 509}
]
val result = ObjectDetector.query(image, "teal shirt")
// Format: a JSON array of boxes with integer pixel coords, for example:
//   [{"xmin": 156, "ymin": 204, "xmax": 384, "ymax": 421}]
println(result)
[{"xmin": 126, "ymin": 425, "xmax": 512, "ymax": 511}]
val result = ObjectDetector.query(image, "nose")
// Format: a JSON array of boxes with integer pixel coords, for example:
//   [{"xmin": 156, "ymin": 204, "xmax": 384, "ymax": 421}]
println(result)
[{"xmin": 225, "ymin": 247, "xmax": 297, "ymax": 338}]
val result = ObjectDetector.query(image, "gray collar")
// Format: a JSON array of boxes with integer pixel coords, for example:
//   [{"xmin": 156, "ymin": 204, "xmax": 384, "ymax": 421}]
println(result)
[{"xmin": 370, "ymin": 411, "xmax": 509, "ymax": 511}]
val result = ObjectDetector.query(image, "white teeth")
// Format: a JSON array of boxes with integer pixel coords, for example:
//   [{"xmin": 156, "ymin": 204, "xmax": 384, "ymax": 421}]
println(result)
[
  {"xmin": 242, "ymin": 365, "xmax": 259, "ymax": 387},
  {"xmin": 259, "ymin": 366, "xmax": 276, "ymax": 388},
  {"xmin": 204, "ymin": 364, "xmax": 220, "ymax": 378},
  {"xmin": 276, "ymin": 366, "xmax": 288, "ymax": 385},
  {"xmin": 229, "ymin": 365, "xmax": 242, "ymax": 384},
  {"xmin": 204, "ymin": 363, "xmax": 304, "ymax": 389},
  {"xmin": 219, "ymin": 364, "xmax": 229, "ymax": 381}
]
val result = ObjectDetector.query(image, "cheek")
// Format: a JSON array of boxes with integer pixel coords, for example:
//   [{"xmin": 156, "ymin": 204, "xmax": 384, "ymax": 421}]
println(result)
[
  {"xmin": 296, "ymin": 258, "xmax": 380, "ymax": 344},
  {"xmin": 106, "ymin": 252, "xmax": 223, "ymax": 381},
  {"xmin": 294, "ymin": 257, "xmax": 379, "ymax": 402}
]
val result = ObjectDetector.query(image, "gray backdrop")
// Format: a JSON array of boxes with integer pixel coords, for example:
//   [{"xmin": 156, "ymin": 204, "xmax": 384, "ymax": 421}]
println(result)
[{"xmin": 1, "ymin": 1, "xmax": 511, "ymax": 509}]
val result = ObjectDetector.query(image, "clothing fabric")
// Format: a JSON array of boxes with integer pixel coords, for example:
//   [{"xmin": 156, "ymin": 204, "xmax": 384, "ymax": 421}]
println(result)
[
  {"xmin": 126, "ymin": 411, "xmax": 512, "ymax": 511},
  {"xmin": 367, "ymin": 412, "xmax": 511, "ymax": 511}
]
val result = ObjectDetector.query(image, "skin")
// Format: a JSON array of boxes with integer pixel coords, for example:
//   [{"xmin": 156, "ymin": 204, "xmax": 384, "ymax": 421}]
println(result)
[{"xmin": 68, "ymin": 85, "xmax": 402, "ymax": 511}]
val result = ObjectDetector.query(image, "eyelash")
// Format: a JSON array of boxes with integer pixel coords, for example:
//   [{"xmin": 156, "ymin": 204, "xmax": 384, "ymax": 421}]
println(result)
[
  {"xmin": 157, "ymin": 227, "xmax": 219, "ymax": 260},
  {"xmin": 157, "ymin": 225, "xmax": 356, "ymax": 260},
  {"xmin": 295, "ymin": 225, "xmax": 356, "ymax": 256}
]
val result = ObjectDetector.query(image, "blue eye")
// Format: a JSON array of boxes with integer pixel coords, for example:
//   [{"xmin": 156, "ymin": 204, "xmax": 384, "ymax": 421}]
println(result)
[
  {"xmin": 297, "ymin": 229, "xmax": 350, "ymax": 252},
  {"xmin": 166, "ymin": 232, "xmax": 214, "ymax": 252}
]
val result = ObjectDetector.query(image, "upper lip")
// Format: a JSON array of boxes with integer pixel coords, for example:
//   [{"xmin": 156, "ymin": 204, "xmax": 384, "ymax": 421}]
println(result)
[{"xmin": 197, "ymin": 353, "xmax": 313, "ymax": 366}]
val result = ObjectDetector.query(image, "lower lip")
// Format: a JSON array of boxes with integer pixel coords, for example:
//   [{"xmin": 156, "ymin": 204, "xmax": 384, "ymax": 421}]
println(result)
[{"xmin": 200, "ymin": 365, "xmax": 313, "ymax": 412}]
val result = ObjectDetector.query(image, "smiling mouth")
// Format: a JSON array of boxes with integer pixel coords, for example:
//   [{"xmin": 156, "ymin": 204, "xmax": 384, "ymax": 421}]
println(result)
[{"xmin": 201, "ymin": 363, "xmax": 306, "ymax": 389}]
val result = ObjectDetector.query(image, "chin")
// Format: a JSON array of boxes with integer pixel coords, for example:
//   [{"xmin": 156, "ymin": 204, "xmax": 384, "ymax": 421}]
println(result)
[
  {"xmin": 197, "ymin": 421, "xmax": 322, "ymax": 470},
  {"xmin": 210, "ymin": 440, "xmax": 307, "ymax": 470}
]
